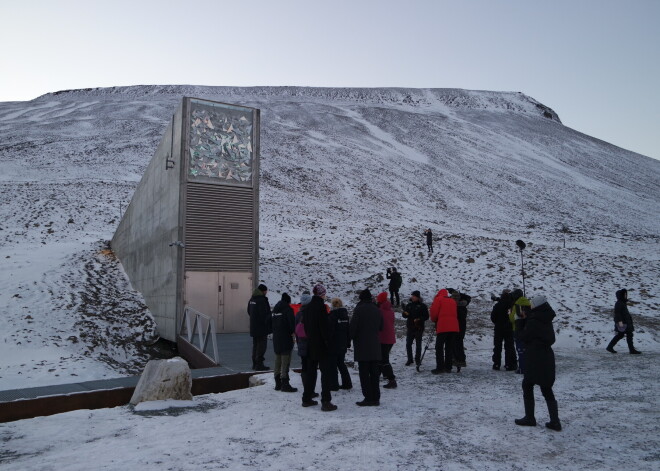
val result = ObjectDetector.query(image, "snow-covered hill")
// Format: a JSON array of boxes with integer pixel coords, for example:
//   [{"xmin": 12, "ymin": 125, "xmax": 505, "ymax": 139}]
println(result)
[{"xmin": 0, "ymin": 85, "xmax": 658, "ymax": 389}]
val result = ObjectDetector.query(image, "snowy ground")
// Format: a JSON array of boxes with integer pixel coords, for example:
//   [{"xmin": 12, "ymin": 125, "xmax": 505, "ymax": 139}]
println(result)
[{"xmin": 1, "ymin": 335, "xmax": 658, "ymax": 470}]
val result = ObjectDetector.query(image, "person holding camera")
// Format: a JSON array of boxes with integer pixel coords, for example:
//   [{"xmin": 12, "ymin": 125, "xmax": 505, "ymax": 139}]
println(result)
[
  {"xmin": 424, "ymin": 229, "xmax": 433, "ymax": 254},
  {"xmin": 386, "ymin": 267, "xmax": 402, "ymax": 307},
  {"xmin": 402, "ymin": 290, "xmax": 429, "ymax": 367}
]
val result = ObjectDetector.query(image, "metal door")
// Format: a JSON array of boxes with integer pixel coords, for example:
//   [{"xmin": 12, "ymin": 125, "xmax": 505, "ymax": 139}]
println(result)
[{"xmin": 219, "ymin": 271, "xmax": 252, "ymax": 333}]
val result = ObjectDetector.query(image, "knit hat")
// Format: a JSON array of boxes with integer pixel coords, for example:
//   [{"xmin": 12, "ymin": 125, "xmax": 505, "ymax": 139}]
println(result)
[
  {"xmin": 376, "ymin": 292, "xmax": 388, "ymax": 304},
  {"xmin": 530, "ymin": 295, "xmax": 547, "ymax": 308},
  {"xmin": 281, "ymin": 293, "xmax": 291, "ymax": 304},
  {"xmin": 411, "ymin": 290, "xmax": 421, "ymax": 298},
  {"xmin": 257, "ymin": 284, "xmax": 268, "ymax": 292},
  {"xmin": 300, "ymin": 293, "xmax": 312, "ymax": 305},
  {"xmin": 511, "ymin": 289, "xmax": 524, "ymax": 301},
  {"xmin": 313, "ymin": 284, "xmax": 327, "ymax": 297},
  {"xmin": 359, "ymin": 288, "xmax": 373, "ymax": 301}
]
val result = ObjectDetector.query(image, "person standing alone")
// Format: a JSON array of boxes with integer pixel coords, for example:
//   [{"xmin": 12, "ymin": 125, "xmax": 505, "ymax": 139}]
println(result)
[
  {"xmin": 606, "ymin": 288, "xmax": 641, "ymax": 354},
  {"xmin": 386, "ymin": 267, "xmax": 402, "ymax": 307},
  {"xmin": 424, "ymin": 229, "xmax": 433, "ymax": 254}
]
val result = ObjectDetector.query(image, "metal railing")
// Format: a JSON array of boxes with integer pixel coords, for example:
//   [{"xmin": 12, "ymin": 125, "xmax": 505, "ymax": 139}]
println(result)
[{"xmin": 179, "ymin": 307, "xmax": 219, "ymax": 365}]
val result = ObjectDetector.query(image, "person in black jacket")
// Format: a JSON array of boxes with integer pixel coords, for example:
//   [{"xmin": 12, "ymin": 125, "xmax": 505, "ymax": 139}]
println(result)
[
  {"xmin": 514, "ymin": 294, "xmax": 562, "ymax": 431},
  {"xmin": 606, "ymin": 288, "xmax": 641, "ymax": 354},
  {"xmin": 329, "ymin": 298, "xmax": 352, "ymax": 390},
  {"xmin": 449, "ymin": 289, "xmax": 471, "ymax": 369},
  {"xmin": 424, "ymin": 229, "xmax": 433, "ymax": 254},
  {"xmin": 491, "ymin": 289, "xmax": 517, "ymax": 371},
  {"xmin": 386, "ymin": 267, "xmax": 403, "ymax": 307},
  {"xmin": 301, "ymin": 284, "xmax": 337, "ymax": 411},
  {"xmin": 271, "ymin": 293, "xmax": 298, "ymax": 393},
  {"xmin": 350, "ymin": 289, "xmax": 383, "ymax": 407},
  {"xmin": 247, "ymin": 284, "xmax": 272, "ymax": 371},
  {"xmin": 402, "ymin": 290, "xmax": 429, "ymax": 366}
]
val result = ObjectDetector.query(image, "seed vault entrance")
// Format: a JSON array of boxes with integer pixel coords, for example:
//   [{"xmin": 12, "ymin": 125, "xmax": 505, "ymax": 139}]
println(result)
[{"xmin": 112, "ymin": 97, "xmax": 260, "ymax": 349}]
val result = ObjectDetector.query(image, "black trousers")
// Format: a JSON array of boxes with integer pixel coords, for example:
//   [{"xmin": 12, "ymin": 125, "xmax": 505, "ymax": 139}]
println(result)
[
  {"xmin": 389, "ymin": 288, "xmax": 400, "ymax": 306},
  {"xmin": 454, "ymin": 323, "xmax": 466, "ymax": 363},
  {"xmin": 406, "ymin": 328, "xmax": 424, "ymax": 363},
  {"xmin": 335, "ymin": 351, "xmax": 352, "ymax": 388},
  {"xmin": 427, "ymin": 242, "xmax": 433, "ymax": 253},
  {"xmin": 251, "ymin": 336, "xmax": 267, "ymax": 366},
  {"xmin": 492, "ymin": 328, "xmax": 517, "ymax": 368},
  {"xmin": 435, "ymin": 332, "xmax": 455, "ymax": 371},
  {"xmin": 607, "ymin": 331, "xmax": 636, "ymax": 352},
  {"xmin": 358, "ymin": 360, "xmax": 381, "ymax": 402},
  {"xmin": 522, "ymin": 378, "xmax": 559, "ymax": 422},
  {"xmin": 380, "ymin": 344, "xmax": 395, "ymax": 380},
  {"xmin": 302, "ymin": 356, "xmax": 333, "ymax": 403}
]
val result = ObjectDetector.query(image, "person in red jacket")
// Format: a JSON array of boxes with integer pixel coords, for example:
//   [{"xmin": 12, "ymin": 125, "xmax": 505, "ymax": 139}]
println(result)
[
  {"xmin": 376, "ymin": 292, "xmax": 397, "ymax": 389},
  {"xmin": 429, "ymin": 289, "xmax": 459, "ymax": 374}
]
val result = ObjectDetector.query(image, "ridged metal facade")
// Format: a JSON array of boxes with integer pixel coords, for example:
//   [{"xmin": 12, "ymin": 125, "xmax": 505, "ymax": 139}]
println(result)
[{"xmin": 184, "ymin": 182, "xmax": 255, "ymax": 271}]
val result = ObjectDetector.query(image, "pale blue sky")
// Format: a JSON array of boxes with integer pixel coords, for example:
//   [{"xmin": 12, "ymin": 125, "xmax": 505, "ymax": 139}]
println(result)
[{"xmin": 1, "ymin": 0, "xmax": 658, "ymax": 159}]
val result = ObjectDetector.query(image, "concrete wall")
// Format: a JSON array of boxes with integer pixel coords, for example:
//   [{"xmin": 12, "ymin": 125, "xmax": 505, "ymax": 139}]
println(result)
[{"xmin": 111, "ymin": 101, "xmax": 185, "ymax": 341}]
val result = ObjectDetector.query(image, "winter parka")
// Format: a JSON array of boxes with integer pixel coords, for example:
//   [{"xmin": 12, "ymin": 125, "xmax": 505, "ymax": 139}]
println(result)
[
  {"xmin": 272, "ymin": 300, "xmax": 295, "ymax": 354},
  {"xmin": 386, "ymin": 271, "xmax": 403, "ymax": 290},
  {"xmin": 430, "ymin": 289, "xmax": 459, "ymax": 333},
  {"xmin": 247, "ymin": 288, "xmax": 272, "ymax": 337},
  {"xmin": 491, "ymin": 294, "xmax": 513, "ymax": 332},
  {"xmin": 518, "ymin": 301, "xmax": 556, "ymax": 388},
  {"xmin": 402, "ymin": 300, "xmax": 429, "ymax": 331},
  {"xmin": 378, "ymin": 299, "xmax": 396, "ymax": 345},
  {"xmin": 613, "ymin": 289, "xmax": 634, "ymax": 333},
  {"xmin": 328, "ymin": 307, "xmax": 351, "ymax": 355},
  {"xmin": 302, "ymin": 295, "xmax": 332, "ymax": 361},
  {"xmin": 350, "ymin": 300, "xmax": 383, "ymax": 362}
]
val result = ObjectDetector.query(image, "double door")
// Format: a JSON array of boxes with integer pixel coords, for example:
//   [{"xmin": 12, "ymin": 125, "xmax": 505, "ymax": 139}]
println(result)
[{"xmin": 184, "ymin": 271, "xmax": 252, "ymax": 333}]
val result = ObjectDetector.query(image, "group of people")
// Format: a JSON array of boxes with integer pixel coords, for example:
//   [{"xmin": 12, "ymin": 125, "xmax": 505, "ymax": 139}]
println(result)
[{"xmin": 248, "ymin": 278, "xmax": 643, "ymax": 431}]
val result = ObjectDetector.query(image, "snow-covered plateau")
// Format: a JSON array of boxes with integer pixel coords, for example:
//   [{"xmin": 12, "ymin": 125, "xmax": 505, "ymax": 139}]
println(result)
[{"xmin": 0, "ymin": 85, "xmax": 658, "ymax": 470}]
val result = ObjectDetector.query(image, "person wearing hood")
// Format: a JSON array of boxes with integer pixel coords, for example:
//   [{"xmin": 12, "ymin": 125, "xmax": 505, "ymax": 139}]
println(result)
[
  {"xmin": 301, "ymin": 284, "xmax": 337, "ymax": 411},
  {"xmin": 329, "ymin": 297, "xmax": 352, "ymax": 390},
  {"xmin": 350, "ymin": 289, "xmax": 383, "ymax": 406},
  {"xmin": 386, "ymin": 267, "xmax": 403, "ymax": 307},
  {"xmin": 509, "ymin": 289, "xmax": 531, "ymax": 374},
  {"xmin": 247, "ymin": 284, "xmax": 272, "ymax": 371},
  {"xmin": 402, "ymin": 290, "xmax": 429, "ymax": 367},
  {"xmin": 429, "ymin": 289, "xmax": 459, "ymax": 374},
  {"xmin": 376, "ymin": 292, "xmax": 397, "ymax": 389},
  {"xmin": 271, "ymin": 293, "xmax": 298, "ymax": 393},
  {"xmin": 606, "ymin": 289, "xmax": 641, "ymax": 354},
  {"xmin": 491, "ymin": 289, "xmax": 517, "ymax": 371},
  {"xmin": 514, "ymin": 294, "xmax": 562, "ymax": 431}
]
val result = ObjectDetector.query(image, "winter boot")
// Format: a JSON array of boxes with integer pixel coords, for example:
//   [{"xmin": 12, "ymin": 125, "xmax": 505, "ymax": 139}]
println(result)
[
  {"xmin": 280, "ymin": 378, "xmax": 298, "ymax": 393},
  {"xmin": 492, "ymin": 364, "xmax": 500, "ymax": 371},
  {"xmin": 606, "ymin": 346, "xmax": 617, "ymax": 353},
  {"xmin": 431, "ymin": 368, "xmax": 443, "ymax": 374},
  {"xmin": 383, "ymin": 378, "xmax": 398, "ymax": 389},
  {"xmin": 515, "ymin": 416, "xmax": 537, "ymax": 426},
  {"xmin": 255, "ymin": 363, "xmax": 270, "ymax": 371},
  {"xmin": 340, "ymin": 379, "xmax": 353, "ymax": 390},
  {"xmin": 606, "ymin": 336, "xmax": 619, "ymax": 353},
  {"xmin": 545, "ymin": 399, "xmax": 561, "ymax": 430},
  {"xmin": 321, "ymin": 401, "xmax": 337, "ymax": 412},
  {"xmin": 274, "ymin": 375, "xmax": 281, "ymax": 391},
  {"xmin": 405, "ymin": 359, "xmax": 414, "ymax": 366},
  {"xmin": 630, "ymin": 349, "xmax": 641, "ymax": 354},
  {"xmin": 302, "ymin": 399, "xmax": 318, "ymax": 407}
]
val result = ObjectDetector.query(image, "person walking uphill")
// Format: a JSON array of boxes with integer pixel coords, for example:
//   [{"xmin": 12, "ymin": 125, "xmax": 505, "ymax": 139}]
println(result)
[
  {"xmin": 350, "ymin": 289, "xmax": 383, "ymax": 406},
  {"xmin": 248, "ymin": 284, "xmax": 272, "ymax": 371},
  {"xmin": 301, "ymin": 284, "xmax": 337, "ymax": 411},
  {"xmin": 491, "ymin": 290, "xmax": 517, "ymax": 371},
  {"xmin": 430, "ymin": 289, "xmax": 459, "ymax": 374},
  {"xmin": 376, "ymin": 292, "xmax": 397, "ymax": 389},
  {"xmin": 386, "ymin": 267, "xmax": 403, "ymax": 307},
  {"xmin": 271, "ymin": 293, "xmax": 298, "ymax": 392},
  {"xmin": 606, "ymin": 289, "xmax": 641, "ymax": 354},
  {"xmin": 402, "ymin": 290, "xmax": 429, "ymax": 367},
  {"xmin": 514, "ymin": 295, "xmax": 562, "ymax": 431}
]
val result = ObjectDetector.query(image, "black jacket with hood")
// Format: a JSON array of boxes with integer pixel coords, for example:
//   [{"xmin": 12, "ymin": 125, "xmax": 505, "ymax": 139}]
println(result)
[
  {"xmin": 247, "ymin": 288, "xmax": 272, "ymax": 337},
  {"xmin": 272, "ymin": 297, "xmax": 295, "ymax": 354},
  {"xmin": 519, "ymin": 301, "xmax": 556, "ymax": 387},
  {"xmin": 613, "ymin": 289, "xmax": 634, "ymax": 333}
]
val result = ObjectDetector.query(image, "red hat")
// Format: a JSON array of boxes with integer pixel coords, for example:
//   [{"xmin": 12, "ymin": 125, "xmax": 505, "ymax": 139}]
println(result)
[{"xmin": 376, "ymin": 292, "xmax": 388, "ymax": 304}]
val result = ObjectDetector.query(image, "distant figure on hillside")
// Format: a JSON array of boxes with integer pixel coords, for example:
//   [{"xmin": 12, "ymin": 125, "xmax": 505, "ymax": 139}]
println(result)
[
  {"xmin": 491, "ymin": 289, "xmax": 517, "ymax": 371},
  {"xmin": 424, "ymin": 229, "xmax": 434, "ymax": 254},
  {"xmin": 247, "ymin": 284, "xmax": 272, "ymax": 371},
  {"xmin": 514, "ymin": 295, "xmax": 562, "ymax": 432},
  {"xmin": 271, "ymin": 293, "xmax": 297, "ymax": 392},
  {"xmin": 402, "ymin": 290, "xmax": 429, "ymax": 367},
  {"xmin": 386, "ymin": 267, "xmax": 402, "ymax": 307},
  {"xmin": 350, "ymin": 289, "xmax": 383, "ymax": 406},
  {"xmin": 606, "ymin": 289, "xmax": 642, "ymax": 354}
]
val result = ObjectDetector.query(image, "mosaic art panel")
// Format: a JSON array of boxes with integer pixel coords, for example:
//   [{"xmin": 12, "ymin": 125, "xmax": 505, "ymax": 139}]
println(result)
[{"xmin": 189, "ymin": 100, "xmax": 254, "ymax": 185}]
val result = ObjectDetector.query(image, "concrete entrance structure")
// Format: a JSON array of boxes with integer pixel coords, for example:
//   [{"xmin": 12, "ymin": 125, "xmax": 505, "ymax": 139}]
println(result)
[{"xmin": 112, "ymin": 97, "xmax": 260, "ymax": 344}]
